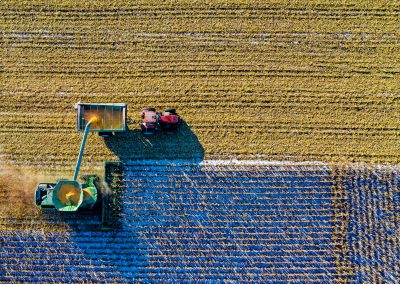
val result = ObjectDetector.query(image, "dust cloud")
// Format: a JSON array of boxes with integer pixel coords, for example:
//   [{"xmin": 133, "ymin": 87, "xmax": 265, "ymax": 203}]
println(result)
[{"xmin": 0, "ymin": 162, "xmax": 55, "ymax": 214}]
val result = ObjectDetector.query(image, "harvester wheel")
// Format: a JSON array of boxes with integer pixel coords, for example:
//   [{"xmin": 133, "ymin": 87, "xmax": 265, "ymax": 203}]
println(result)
[
  {"xmin": 142, "ymin": 107, "xmax": 156, "ymax": 112},
  {"xmin": 165, "ymin": 108, "xmax": 176, "ymax": 114}
]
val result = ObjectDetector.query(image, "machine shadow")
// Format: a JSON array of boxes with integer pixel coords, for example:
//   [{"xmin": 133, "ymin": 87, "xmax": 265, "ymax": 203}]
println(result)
[
  {"xmin": 40, "ymin": 208, "xmax": 103, "ymax": 231},
  {"xmin": 41, "ymin": 120, "xmax": 205, "ymax": 231},
  {"xmin": 35, "ymin": 120, "xmax": 207, "ymax": 281},
  {"xmin": 103, "ymin": 120, "xmax": 205, "ymax": 161}
]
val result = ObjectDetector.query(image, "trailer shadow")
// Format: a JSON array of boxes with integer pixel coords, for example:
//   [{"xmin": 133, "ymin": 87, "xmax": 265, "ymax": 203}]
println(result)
[
  {"xmin": 29, "ymin": 120, "xmax": 207, "ymax": 281},
  {"xmin": 103, "ymin": 120, "xmax": 205, "ymax": 161},
  {"xmin": 38, "ymin": 120, "xmax": 204, "ymax": 231}
]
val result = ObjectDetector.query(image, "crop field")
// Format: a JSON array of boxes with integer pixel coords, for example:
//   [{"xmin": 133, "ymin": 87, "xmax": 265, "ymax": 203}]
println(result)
[
  {"xmin": 1, "ymin": 0, "xmax": 400, "ymax": 283},
  {"xmin": 336, "ymin": 164, "xmax": 400, "ymax": 282},
  {"xmin": 1, "ymin": 161, "xmax": 399, "ymax": 282},
  {"xmin": 2, "ymin": 0, "xmax": 400, "ymax": 173}
]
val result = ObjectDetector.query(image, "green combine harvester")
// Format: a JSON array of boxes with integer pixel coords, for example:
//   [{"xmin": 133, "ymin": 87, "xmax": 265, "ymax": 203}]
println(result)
[{"xmin": 35, "ymin": 102, "xmax": 126, "ymax": 227}]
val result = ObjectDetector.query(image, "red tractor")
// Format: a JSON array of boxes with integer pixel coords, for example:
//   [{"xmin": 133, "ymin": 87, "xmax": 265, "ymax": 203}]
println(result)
[{"xmin": 140, "ymin": 108, "xmax": 181, "ymax": 134}]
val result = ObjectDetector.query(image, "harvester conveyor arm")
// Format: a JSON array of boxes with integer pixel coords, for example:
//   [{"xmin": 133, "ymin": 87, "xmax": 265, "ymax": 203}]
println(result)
[{"xmin": 73, "ymin": 120, "xmax": 93, "ymax": 181}]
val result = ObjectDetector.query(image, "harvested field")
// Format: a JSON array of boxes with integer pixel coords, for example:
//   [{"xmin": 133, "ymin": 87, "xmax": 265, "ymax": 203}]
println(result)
[{"xmin": 2, "ymin": 0, "xmax": 400, "ymax": 172}]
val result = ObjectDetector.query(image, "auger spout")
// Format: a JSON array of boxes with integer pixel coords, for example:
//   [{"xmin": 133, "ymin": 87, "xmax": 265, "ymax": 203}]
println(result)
[{"xmin": 73, "ymin": 116, "xmax": 98, "ymax": 181}]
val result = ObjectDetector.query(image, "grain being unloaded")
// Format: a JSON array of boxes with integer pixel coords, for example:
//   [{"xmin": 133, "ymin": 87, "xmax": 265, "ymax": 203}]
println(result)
[{"xmin": 57, "ymin": 183, "xmax": 81, "ymax": 206}]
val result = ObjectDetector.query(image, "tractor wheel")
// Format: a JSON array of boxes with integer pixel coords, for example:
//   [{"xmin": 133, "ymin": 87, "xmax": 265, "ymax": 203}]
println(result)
[
  {"xmin": 142, "ymin": 107, "xmax": 156, "ymax": 112},
  {"xmin": 165, "ymin": 108, "xmax": 176, "ymax": 114}
]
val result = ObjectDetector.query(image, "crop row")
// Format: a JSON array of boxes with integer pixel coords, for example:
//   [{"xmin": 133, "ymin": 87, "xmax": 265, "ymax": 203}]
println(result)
[
  {"xmin": 3, "ymin": 130, "xmax": 400, "ymax": 171},
  {"xmin": 1, "ymin": 3, "xmax": 399, "ymax": 34}
]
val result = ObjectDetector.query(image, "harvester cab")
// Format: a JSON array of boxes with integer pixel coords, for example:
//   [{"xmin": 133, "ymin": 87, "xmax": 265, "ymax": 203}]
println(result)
[
  {"xmin": 35, "ymin": 177, "xmax": 98, "ymax": 211},
  {"xmin": 35, "ymin": 103, "xmax": 127, "ymax": 228}
]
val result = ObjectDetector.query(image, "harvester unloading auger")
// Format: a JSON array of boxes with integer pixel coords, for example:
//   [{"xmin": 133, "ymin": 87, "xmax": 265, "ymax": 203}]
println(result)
[{"xmin": 35, "ymin": 103, "xmax": 127, "ymax": 227}]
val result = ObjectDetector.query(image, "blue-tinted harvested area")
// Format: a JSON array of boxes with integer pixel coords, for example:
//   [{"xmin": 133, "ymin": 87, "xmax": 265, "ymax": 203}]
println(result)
[
  {"xmin": 0, "ymin": 161, "xmax": 339, "ymax": 283},
  {"xmin": 1, "ymin": 161, "xmax": 399, "ymax": 283},
  {"xmin": 122, "ymin": 161, "xmax": 337, "ymax": 282}
]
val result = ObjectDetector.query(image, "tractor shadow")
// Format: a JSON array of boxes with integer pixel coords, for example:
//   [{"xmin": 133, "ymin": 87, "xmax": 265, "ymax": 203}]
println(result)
[{"xmin": 103, "ymin": 120, "xmax": 205, "ymax": 161}]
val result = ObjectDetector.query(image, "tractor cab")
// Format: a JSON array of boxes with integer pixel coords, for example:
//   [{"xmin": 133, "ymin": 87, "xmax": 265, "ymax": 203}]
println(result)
[
  {"xmin": 141, "ymin": 108, "xmax": 181, "ymax": 134},
  {"xmin": 140, "ymin": 108, "xmax": 158, "ymax": 134},
  {"xmin": 158, "ymin": 109, "xmax": 181, "ymax": 130}
]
